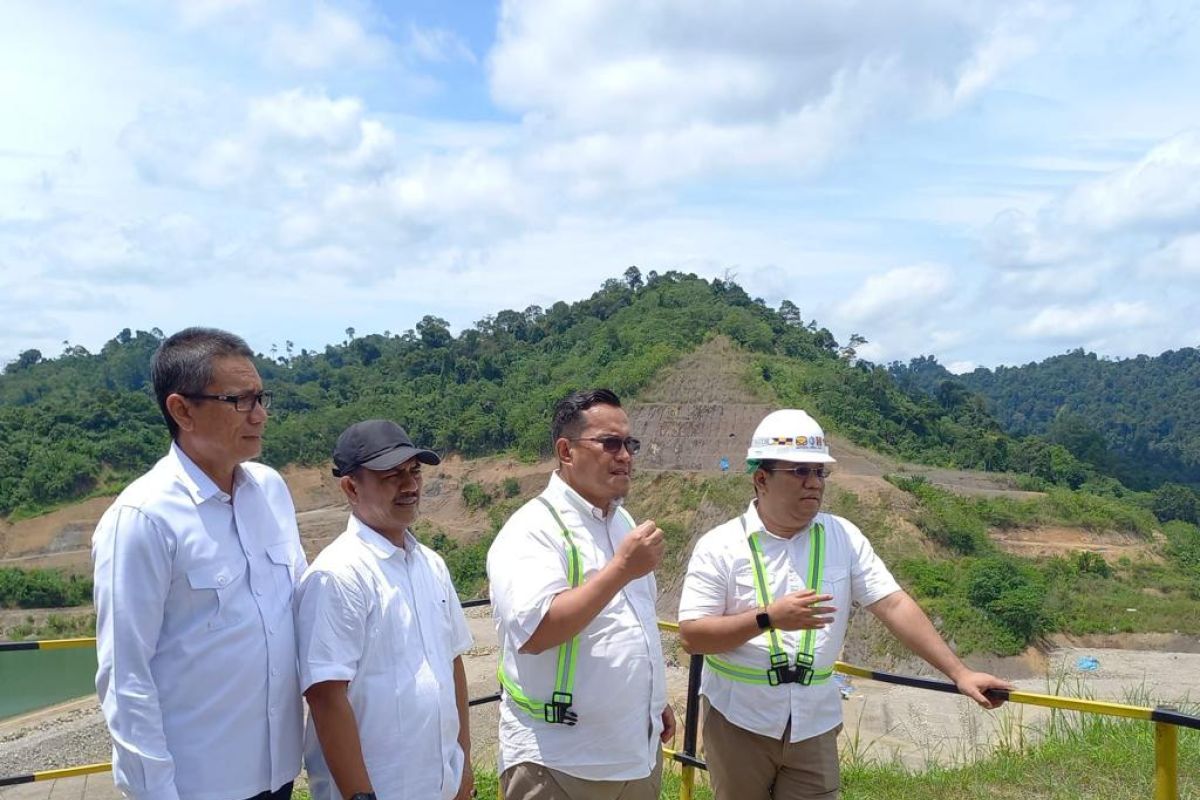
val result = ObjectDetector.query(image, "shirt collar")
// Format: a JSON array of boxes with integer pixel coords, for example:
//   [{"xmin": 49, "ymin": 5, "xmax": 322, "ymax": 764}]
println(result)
[
  {"xmin": 349, "ymin": 514, "xmax": 416, "ymax": 560},
  {"xmin": 547, "ymin": 470, "xmax": 622, "ymax": 521},
  {"xmin": 170, "ymin": 442, "xmax": 250, "ymax": 505},
  {"xmin": 744, "ymin": 500, "xmax": 819, "ymax": 542}
]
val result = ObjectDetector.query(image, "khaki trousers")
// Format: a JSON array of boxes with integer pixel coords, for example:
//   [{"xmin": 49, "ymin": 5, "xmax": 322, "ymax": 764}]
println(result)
[
  {"xmin": 702, "ymin": 698, "xmax": 841, "ymax": 800},
  {"xmin": 500, "ymin": 749, "xmax": 663, "ymax": 800}
]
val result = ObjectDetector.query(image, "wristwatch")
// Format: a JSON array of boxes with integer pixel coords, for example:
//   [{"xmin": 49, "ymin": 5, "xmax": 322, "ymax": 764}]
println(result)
[
  {"xmin": 349, "ymin": 792, "xmax": 376, "ymax": 800},
  {"xmin": 755, "ymin": 606, "xmax": 771, "ymax": 630}
]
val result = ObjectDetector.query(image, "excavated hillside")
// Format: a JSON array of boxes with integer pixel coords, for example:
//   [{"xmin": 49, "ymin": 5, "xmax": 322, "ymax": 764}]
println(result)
[
  {"xmin": 0, "ymin": 335, "xmax": 1086, "ymax": 575},
  {"xmin": 0, "ymin": 335, "xmax": 1036, "ymax": 572}
]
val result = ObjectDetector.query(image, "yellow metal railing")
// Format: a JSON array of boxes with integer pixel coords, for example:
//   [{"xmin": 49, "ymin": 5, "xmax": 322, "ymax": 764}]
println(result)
[{"xmin": 4, "ymin": 625, "xmax": 1198, "ymax": 798}]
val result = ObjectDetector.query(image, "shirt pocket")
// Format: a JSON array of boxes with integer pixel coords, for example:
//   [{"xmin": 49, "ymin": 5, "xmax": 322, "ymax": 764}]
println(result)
[
  {"xmin": 266, "ymin": 541, "xmax": 298, "ymax": 595},
  {"xmin": 730, "ymin": 559, "xmax": 762, "ymax": 611},
  {"xmin": 820, "ymin": 566, "xmax": 851, "ymax": 605},
  {"xmin": 816, "ymin": 566, "xmax": 852, "ymax": 654},
  {"xmin": 186, "ymin": 561, "xmax": 245, "ymax": 631}
]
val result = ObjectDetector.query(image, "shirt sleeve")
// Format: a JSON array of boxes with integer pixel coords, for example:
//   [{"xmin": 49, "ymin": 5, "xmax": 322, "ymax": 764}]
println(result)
[
  {"xmin": 843, "ymin": 518, "xmax": 901, "ymax": 607},
  {"xmin": 486, "ymin": 506, "xmax": 571, "ymax": 648},
  {"xmin": 446, "ymin": 581, "xmax": 473, "ymax": 658},
  {"xmin": 677, "ymin": 531, "xmax": 728, "ymax": 622},
  {"xmin": 92, "ymin": 505, "xmax": 181, "ymax": 800},
  {"xmin": 294, "ymin": 569, "xmax": 368, "ymax": 691}
]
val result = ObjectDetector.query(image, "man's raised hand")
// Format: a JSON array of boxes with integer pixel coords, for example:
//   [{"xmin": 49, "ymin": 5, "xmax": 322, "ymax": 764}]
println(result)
[{"xmin": 615, "ymin": 520, "xmax": 665, "ymax": 580}]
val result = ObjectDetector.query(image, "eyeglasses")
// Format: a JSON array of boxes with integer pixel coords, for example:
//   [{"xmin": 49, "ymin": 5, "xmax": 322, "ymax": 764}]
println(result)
[
  {"xmin": 764, "ymin": 465, "xmax": 831, "ymax": 479},
  {"xmin": 184, "ymin": 391, "xmax": 273, "ymax": 412},
  {"xmin": 572, "ymin": 436, "xmax": 641, "ymax": 456}
]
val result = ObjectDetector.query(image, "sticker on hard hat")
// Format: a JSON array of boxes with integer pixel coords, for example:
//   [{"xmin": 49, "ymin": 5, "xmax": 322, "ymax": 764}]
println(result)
[{"xmin": 752, "ymin": 435, "xmax": 826, "ymax": 450}]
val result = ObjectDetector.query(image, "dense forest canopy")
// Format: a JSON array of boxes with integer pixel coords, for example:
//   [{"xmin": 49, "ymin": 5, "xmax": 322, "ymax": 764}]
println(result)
[
  {"xmin": 889, "ymin": 349, "xmax": 1200, "ymax": 490},
  {"xmin": 0, "ymin": 270, "xmax": 1184, "ymax": 519}
]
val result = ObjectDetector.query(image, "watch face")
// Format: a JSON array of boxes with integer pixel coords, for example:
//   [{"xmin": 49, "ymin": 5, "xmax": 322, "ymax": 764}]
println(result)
[{"xmin": 756, "ymin": 611, "xmax": 770, "ymax": 630}]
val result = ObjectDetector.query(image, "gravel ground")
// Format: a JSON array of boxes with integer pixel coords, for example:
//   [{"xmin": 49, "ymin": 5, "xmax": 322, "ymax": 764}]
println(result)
[{"xmin": 0, "ymin": 700, "xmax": 112, "ymax": 777}]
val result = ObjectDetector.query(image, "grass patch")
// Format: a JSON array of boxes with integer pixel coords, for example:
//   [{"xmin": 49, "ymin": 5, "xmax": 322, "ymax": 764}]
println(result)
[
  {"xmin": 842, "ymin": 700, "xmax": 1198, "ymax": 799},
  {"xmin": 1, "ymin": 610, "xmax": 96, "ymax": 641},
  {"xmin": 883, "ymin": 477, "xmax": 1200, "ymax": 653}
]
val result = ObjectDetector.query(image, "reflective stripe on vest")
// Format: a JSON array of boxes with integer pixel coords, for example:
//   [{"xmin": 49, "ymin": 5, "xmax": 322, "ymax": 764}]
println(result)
[
  {"xmin": 496, "ymin": 498, "xmax": 638, "ymax": 724},
  {"xmin": 704, "ymin": 517, "xmax": 833, "ymax": 686}
]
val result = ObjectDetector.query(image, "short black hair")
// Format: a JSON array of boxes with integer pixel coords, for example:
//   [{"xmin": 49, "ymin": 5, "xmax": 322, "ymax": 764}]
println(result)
[
  {"xmin": 151, "ymin": 327, "xmax": 254, "ymax": 440},
  {"xmin": 551, "ymin": 388, "xmax": 622, "ymax": 445}
]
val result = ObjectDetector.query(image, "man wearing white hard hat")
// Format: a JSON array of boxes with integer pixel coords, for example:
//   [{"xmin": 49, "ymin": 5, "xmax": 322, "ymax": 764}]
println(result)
[{"xmin": 677, "ymin": 410, "xmax": 1012, "ymax": 800}]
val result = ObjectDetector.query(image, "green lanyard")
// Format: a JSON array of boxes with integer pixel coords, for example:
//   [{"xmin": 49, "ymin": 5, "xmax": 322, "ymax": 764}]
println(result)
[
  {"xmin": 704, "ymin": 516, "xmax": 833, "ymax": 686},
  {"xmin": 496, "ymin": 496, "xmax": 636, "ymax": 724}
]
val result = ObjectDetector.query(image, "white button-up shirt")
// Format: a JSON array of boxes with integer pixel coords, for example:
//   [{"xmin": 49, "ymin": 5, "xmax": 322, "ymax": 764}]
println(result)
[
  {"xmin": 487, "ymin": 473, "xmax": 667, "ymax": 781},
  {"xmin": 678, "ymin": 503, "xmax": 900, "ymax": 743},
  {"xmin": 92, "ymin": 444, "xmax": 306, "ymax": 800},
  {"xmin": 296, "ymin": 517, "xmax": 473, "ymax": 800}
]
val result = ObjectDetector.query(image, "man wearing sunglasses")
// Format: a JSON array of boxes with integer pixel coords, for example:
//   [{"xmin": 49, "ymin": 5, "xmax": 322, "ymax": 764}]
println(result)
[
  {"xmin": 488, "ymin": 388, "xmax": 674, "ymax": 799},
  {"xmin": 93, "ymin": 327, "xmax": 306, "ymax": 800},
  {"xmin": 678, "ymin": 409, "xmax": 1012, "ymax": 800}
]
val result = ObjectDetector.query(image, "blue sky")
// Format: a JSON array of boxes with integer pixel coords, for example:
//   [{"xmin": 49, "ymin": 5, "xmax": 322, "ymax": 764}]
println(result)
[{"xmin": 2, "ymin": 0, "xmax": 1198, "ymax": 373}]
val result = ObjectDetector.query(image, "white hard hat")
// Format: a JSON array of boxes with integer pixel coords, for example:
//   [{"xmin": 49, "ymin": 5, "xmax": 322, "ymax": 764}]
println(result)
[{"xmin": 747, "ymin": 409, "xmax": 835, "ymax": 464}]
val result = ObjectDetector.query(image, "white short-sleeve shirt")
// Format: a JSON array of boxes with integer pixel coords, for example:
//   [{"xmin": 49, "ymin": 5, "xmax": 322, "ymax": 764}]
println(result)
[
  {"xmin": 487, "ymin": 472, "xmax": 667, "ymax": 781},
  {"xmin": 295, "ymin": 517, "xmax": 473, "ymax": 800},
  {"xmin": 678, "ymin": 502, "xmax": 900, "ymax": 742}
]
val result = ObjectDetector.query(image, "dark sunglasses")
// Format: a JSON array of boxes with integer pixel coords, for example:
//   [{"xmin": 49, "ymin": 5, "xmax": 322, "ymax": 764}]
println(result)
[
  {"xmin": 764, "ymin": 465, "xmax": 831, "ymax": 479},
  {"xmin": 184, "ymin": 391, "xmax": 272, "ymax": 412},
  {"xmin": 572, "ymin": 436, "xmax": 641, "ymax": 456}
]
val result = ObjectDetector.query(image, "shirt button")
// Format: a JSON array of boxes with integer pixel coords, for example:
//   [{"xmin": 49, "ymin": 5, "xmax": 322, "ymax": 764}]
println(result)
[
  {"xmin": 217, "ymin": 576, "xmax": 227, "ymax": 586},
  {"xmin": 269, "ymin": 705, "xmax": 276, "ymax": 714},
  {"xmin": 271, "ymin": 668, "xmax": 279, "ymax": 677},
  {"xmin": 255, "ymin": 587, "xmax": 264, "ymax": 596}
]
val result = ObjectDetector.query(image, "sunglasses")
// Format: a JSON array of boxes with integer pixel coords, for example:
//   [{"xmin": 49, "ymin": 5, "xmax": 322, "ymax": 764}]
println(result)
[
  {"xmin": 572, "ymin": 436, "xmax": 641, "ymax": 456},
  {"xmin": 763, "ymin": 465, "xmax": 831, "ymax": 479}
]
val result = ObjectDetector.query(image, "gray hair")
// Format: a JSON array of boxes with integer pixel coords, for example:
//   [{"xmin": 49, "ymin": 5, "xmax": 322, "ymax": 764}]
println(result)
[{"xmin": 151, "ymin": 327, "xmax": 254, "ymax": 439}]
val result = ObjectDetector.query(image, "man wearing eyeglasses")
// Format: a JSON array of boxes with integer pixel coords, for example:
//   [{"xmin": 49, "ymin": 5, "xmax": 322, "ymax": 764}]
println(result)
[
  {"xmin": 678, "ymin": 409, "xmax": 1012, "ymax": 800},
  {"xmin": 93, "ymin": 327, "xmax": 306, "ymax": 800},
  {"xmin": 487, "ymin": 388, "xmax": 674, "ymax": 800}
]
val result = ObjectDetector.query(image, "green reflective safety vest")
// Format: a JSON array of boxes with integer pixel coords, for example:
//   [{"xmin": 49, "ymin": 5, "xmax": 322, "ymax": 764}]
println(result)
[
  {"xmin": 704, "ymin": 517, "xmax": 833, "ymax": 687},
  {"xmin": 496, "ymin": 496, "xmax": 637, "ymax": 725}
]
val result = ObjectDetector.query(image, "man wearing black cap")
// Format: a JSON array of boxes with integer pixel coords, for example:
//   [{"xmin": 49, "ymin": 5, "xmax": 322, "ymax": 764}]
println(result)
[{"xmin": 295, "ymin": 420, "xmax": 475, "ymax": 800}]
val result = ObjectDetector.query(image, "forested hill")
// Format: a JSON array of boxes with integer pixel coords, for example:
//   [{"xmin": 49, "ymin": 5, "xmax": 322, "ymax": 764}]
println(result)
[
  {"xmin": 890, "ymin": 349, "xmax": 1200, "ymax": 490},
  {"xmin": 1, "ymin": 271, "xmax": 1104, "ymax": 519}
]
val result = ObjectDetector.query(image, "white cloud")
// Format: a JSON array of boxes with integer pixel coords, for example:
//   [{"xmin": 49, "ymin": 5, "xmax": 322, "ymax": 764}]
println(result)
[
  {"xmin": 1019, "ymin": 301, "xmax": 1153, "ymax": 339},
  {"xmin": 488, "ymin": 0, "xmax": 1060, "ymax": 188},
  {"xmin": 407, "ymin": 24, "xmax": 476, "ymax": 64},
  {"xmin": 1140, "ymin": 233, "xmax": 1200, "ymax": 277},
  {"xmin": 992, "ymin": 263, "xmax": 1109, "ymax": 302},
  {"xmin": 947, "ymin": 360, "xmax": 977, "ymax": 374},
  {"xmin": 982, "ymin": 208, "xmax": 1086, "ymax": 271},
  {"xmin": 837, "ymin": 264, "xmax": 955, "ymax": 324},
  {"xmin": 984, "ymin": 130, "xmax": 1200, "ymax": 272},
  {"xmin": 176, "ymin": 0, "xmax": 261, "ymax": 29},
  {"xmin": 1061, "ymin": 130, "xmax": 1200, "ymax": 233},
  {"xmin": 249, "ymin": 89, "xmax": 365, "ymax": 149},
  {"xmin": 265, "ymin": 3, "xmax": 392, "ymax": 71}
]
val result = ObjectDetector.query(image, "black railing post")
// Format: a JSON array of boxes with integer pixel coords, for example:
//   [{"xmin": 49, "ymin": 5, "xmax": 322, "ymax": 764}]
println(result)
[{"xmin": 683, "ymin": 653, "xmax": 703, "ymax": 759}]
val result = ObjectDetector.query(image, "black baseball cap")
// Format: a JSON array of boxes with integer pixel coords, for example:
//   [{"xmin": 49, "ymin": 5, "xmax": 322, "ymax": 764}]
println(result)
[{"xmin": 331, "ymin": 419, "xmax": 441, "ymax": 477}]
